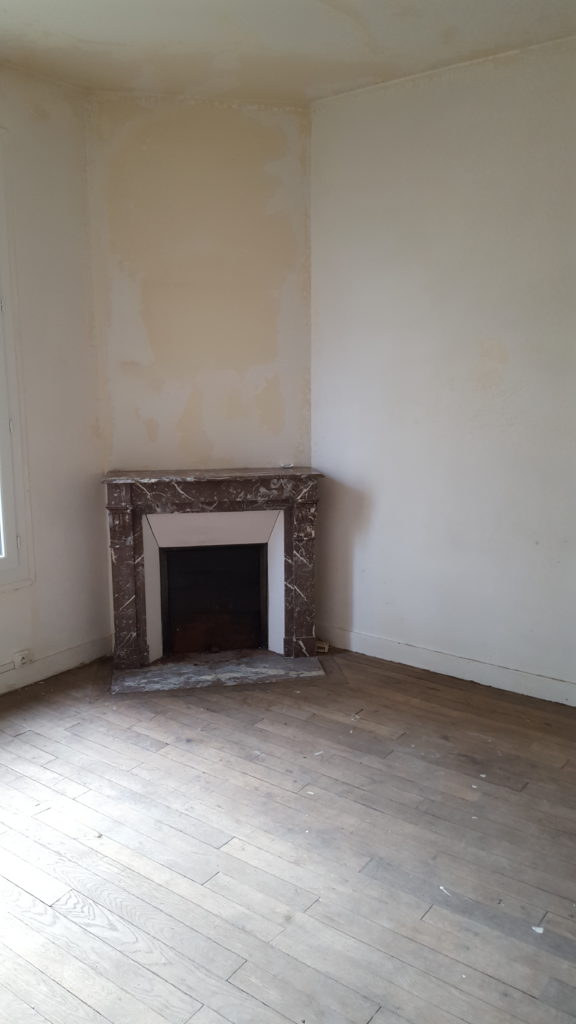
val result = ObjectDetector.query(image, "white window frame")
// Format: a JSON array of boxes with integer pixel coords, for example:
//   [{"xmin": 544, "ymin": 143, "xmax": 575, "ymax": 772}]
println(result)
[{"xmin": 0, "ymin": 135, "xmax": 31, "ymax": 589}]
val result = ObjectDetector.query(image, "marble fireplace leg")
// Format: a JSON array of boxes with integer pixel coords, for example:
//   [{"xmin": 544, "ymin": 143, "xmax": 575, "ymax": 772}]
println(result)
[
  {"xmin": 132, "ymin": 509, "xmax": 149, "ymax": 665},
  {"xmin": 107, "ymin": 485, "xmax": 149, "ymax": 669},
  {"xmin": 284, "ymin": 501, "xmax": 318, "ymax": 657},
  {"xmin": 283, "ymin": 507, "xmax": 295, "ymax": 657}
]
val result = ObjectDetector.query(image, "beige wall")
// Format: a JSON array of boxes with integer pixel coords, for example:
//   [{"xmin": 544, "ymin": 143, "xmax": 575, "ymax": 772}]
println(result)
[
  {"xmin": 0, "ymin": 80, "xmax": 311, "ymax": 695},
  {"xmin": 0, "ymin": 68, "xmax": 110, "ymax": 694},
  {"xmin": 89, "ymin": 96, "xmax": 310, "ymax": 470},
  {"xmin": 312, "ymin": 39, "xmax": 576, "ymax": 703}
]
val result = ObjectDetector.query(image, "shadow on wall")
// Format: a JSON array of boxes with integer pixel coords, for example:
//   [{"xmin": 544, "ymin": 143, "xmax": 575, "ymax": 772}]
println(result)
[{"xmin": 315, "ymin": 476, "xmax": 372, "ymax": 644}]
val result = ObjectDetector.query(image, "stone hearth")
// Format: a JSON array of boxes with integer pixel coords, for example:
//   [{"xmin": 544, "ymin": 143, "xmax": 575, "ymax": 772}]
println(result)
[
  {"xmin": 111, "ymin": 650, "xmax": 325, "ymax": 694},
  {"xmin": 104, "ymin": 467, "xmax": 322, "ymax": 669}
]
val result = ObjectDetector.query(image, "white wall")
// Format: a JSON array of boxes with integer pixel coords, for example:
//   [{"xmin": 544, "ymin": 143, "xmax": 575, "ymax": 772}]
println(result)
[
  {"xmin": 311, "ymin": 39, "xmax": 576, "ymax": 703},
  {"xmin": 0, "ymin": 68, "xmax": 110, "ymax": 694},
  {"xmin": 2, "ymin": 39, "xmax": 574, "ymax": 702}
]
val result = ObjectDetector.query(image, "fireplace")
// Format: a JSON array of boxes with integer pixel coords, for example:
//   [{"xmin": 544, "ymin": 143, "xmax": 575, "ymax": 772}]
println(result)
[{"xmin": 104, "ymin": 467, "xmax": 322, "ymax": 669}]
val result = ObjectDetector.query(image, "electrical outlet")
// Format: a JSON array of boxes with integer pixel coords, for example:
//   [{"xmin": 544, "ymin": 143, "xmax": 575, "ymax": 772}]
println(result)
[{"xmin": 12, "ymin": 649, "xmax": 31, "ymax": 667}]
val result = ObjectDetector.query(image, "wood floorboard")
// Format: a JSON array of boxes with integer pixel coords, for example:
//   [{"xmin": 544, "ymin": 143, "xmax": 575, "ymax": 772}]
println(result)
[
  {"xmin": 0, "ymin": 984, "xmax": 52, "ymax": 1023},
  {"xmin": 0, "ymin": 939, "xmax": 121, "ymax": 1024},
  {"xmin": 0, "ymin": 652, "xmax": 575, "ymax": 1023}
]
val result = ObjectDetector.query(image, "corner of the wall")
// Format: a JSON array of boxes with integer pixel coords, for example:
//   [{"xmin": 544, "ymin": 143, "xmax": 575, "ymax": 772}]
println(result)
[
  {"xmin": 321, "ymin": 625, "xmax": 576, "ymax": 707},
  {"xmin": 0, "ymin": 635, "xmax": 112, "ymax": 697}
]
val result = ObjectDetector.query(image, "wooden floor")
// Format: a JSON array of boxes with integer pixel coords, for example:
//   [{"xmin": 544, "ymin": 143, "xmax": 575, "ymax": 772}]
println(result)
[{"xmin": 0, "ymin": 653, "xmax": 575, "ymax": 1024}]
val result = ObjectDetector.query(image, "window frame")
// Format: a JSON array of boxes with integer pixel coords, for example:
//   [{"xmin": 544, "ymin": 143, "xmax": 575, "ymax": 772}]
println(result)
[{"xmin": 0, "ymin": 135, "xmax": 32, "ymax": 590}]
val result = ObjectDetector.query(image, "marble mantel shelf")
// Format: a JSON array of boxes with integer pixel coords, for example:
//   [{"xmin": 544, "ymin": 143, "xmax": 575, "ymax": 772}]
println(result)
[
  {"xmin": 103, "ymin": 467, "xmax": 322, "ymax": 483},
  {"xmin": 104, "ymin": 466, "xmax": 323, "ymax": 669}
]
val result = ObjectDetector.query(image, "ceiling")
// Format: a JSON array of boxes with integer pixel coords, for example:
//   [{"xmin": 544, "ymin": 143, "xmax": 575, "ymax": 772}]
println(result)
[{"xmin": 0, "ymin": 0, "xmax": 573, "ymax": 103}]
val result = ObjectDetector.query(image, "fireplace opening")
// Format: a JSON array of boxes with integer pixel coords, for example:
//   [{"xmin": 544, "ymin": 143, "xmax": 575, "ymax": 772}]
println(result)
[{"xmin": 160, "ymin": 544, "xmax": 268, "ymax": 655}]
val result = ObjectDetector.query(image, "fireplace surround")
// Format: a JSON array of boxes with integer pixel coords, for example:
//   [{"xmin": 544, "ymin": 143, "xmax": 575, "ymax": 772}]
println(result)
[{"xmin": 104, "ymin": 467, "xmax": 322, "ymax": 669}]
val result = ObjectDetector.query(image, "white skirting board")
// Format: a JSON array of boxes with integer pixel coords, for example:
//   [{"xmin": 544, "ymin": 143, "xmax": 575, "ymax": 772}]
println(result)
[
  {"xmin": 0, "ymin": 635, "xmax": 112, "ymax": 697},
  {"xmin": 322, "ymin": 625, "xmax": 576, "ymax": 707}
]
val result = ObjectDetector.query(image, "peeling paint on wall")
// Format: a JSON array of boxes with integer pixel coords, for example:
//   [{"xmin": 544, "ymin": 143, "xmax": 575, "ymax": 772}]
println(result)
[{"xmin": 89, "ymin": 95, "xmax": 310, "ymax": 469}]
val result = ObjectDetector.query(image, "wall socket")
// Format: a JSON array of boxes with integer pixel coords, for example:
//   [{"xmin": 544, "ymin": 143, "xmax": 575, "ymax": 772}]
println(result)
[{"xmin": 12, "ymin": 649, "xmax": 31, "ymax": 667}]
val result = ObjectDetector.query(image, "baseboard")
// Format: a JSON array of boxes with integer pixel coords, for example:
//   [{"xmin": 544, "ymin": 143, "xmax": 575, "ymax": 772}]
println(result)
[
  {"xmin": 0, "ymin": 635, "xmax": 113, "ymax": 697},
  {"xmin": 321, "ymin": 624, "xmax": 576, "ymax": 706}
]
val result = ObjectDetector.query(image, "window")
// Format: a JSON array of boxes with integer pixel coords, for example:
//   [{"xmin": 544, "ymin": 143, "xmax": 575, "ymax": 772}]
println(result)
[{"xmin": 0, "ymin": 143, "xmax": 30, "ymax": 588}]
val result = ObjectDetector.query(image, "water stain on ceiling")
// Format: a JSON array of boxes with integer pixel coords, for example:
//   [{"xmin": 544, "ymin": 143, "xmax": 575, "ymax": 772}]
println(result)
[{"xmin": 0, "ymin": 0, "xmax": 573, "ymax": 102}]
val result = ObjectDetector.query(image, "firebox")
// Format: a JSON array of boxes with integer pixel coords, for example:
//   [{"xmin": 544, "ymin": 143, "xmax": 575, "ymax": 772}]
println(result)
[{"xmin": 160, "ymin": 543, "xmax": 268, "ymax": 654}]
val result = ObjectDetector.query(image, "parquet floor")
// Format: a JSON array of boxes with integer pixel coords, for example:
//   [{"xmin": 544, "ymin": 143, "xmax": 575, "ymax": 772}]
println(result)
[{"xmin": 0, "ymin": 651, "xmax": 575, "ymax": 1024}]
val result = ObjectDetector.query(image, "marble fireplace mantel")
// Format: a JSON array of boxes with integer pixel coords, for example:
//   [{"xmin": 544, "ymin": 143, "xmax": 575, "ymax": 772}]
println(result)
[{"xmin": 104, "ymin": 467, "xmax": 323, "ymax": 669}]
